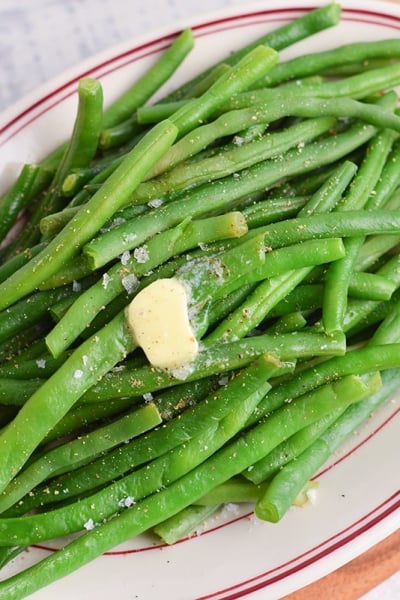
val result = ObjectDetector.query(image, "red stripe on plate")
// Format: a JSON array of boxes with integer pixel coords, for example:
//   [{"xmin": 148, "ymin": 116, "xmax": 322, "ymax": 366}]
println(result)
[
  {"xmin": 196, "ymin": 492, "xmax": 400, "ymax": 599},
  {"xmin": 1, "ymin": 4, "xmax": 399, "ymax": 142},
  {"xmin": 6, "ymin": 4, "xmax": 399, "ymax": 596},
  {"xmin": 315, "ymin": 404, "xmax": 400, "ymax": 479}
]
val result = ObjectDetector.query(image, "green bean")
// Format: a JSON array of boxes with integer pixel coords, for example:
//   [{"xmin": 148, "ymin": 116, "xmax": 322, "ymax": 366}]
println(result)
[
  {"xmin": 205, "ymin": 152, "xmax": 376, "ymax": 344},
  {"xmin": 169, "ymin": 46, "xmax": 278, "ymax": 138},
  {"xmin": 0, "ymin": 119, "xmax": 178, "ymax": 312},
  {"xmin": 354, "ymin": 188, "xmax": 400, "ymax": 271},
  {"xmin": 370, "ymin": 296, "xmax": 400, "ymax": 345},
  {"xmin": 0, "ymin": 284, "xmax": 80, "ymax": 346},
  {"xmin": 270, "ymin": 283, "xmax": 322, "ymax": 317},
  {"xmin": 368, "ymin": 139, "xmax": 400, "ymax": 209},
  {"xmin": 0, "ymin": 309, "xmax": 136, "ymax": 494},
  {"xmin": 0, "ymin": 356, "xmax": 277, "ymax": 544},
  {"xmin": 347, "ymin": 292, "xmax": 400, "ymax": 342},
  {"xmin": 323, "ymin": 239, "xmax": 368, "ymax": 334},
  {"xmin": 45, "ymin": 211, "xmax": 248, "ymax": 357},
  {"xmin": 19, "ymin": 79, "xmax": 103, "ymax": 249},
  {"xmin": 0, "ymin": 164, "xmax": 40, "ymax": 246},
  {"xmin": 242, "ymin": 196, "xmax": 309, "ymax": 228},
  {"xmin": 1, "ymin": 376, "xmax": 383, "ymax": 600},
  {"xmin": 266, "ymin": 311, "xmax": 307, "ymax": 334},
  {"xmin": 67, "ymin": 154, "xmax": 126, "ymax": 208},
  {"xmin": 39, "ymin": 205, "xmax": 82, "ymax": 237},
  {"xmin": 204, "ymin": 283, "xmax": 259, "ymax": 331},
  {"xmin": 154, "ymin": 474, "xmax": 266, "ymax": 543},
  {"xmin": 297, "ymin": 161, "xmax": 358, "ymax": 216},
  {"xmin": 139, "ymin": 91, "xmax": 400, "ymax": 133},
  {"xmin": 0, "ymin": 402, "xmax": 162, "ymax": 514},
  {"xmin": 239, "ymin": 238, "xmax": 345, "ymax": 288},
  {"xmin": 243, "ymin": 161, "xmax": 355, "ymax": 230},
  {"xmin": 141, "ymin": 105, "xmax": 273, "ymax": 177},
  {"xmin": 255, "ymin": 38, "xmax": 400, "ymax": 87},
  {"xmin": 245, "ymin": 407, "xmax": 345, "ymax": 485},
  {"xmin": 0, "ymin": 166, "xmax": 55, "ymax": 254},
  {"xmin": 153, "ymin": 504, "xmax": 221, "ymax": 545},
  {"xmin": 348, "ymin": 272, "xmax": 396, "ymax": 301},
  {"xmin": 194, "ymin": 476, "xmax": 265, "ymax": 506},
  {"xmin": 5, "ymin": 81, "xmax": 103, "ymax": 254},
  {"xmin": 99, "ymin": 65, "xmax": 232, "ymax": 152},
  {"xmin": 226, "ymin": 64, "xmax": 400, "ymax": 110},
  {"xmin": 0, "ymin": 378, "xmax": 59, "ymax": 407},
  {"xmin": 346, "ymin": 132, "xmax": 397, "ymax": 213},
  {"xmin": 48, "ymin": 78, "xmax": 103, "ymax": 206},
  {"xmin": 0, "ymin": 352, "xmax": 69, "ymax": 380},
  {"xmin": 251, "ymin": 343, "xmax": 400, "ymax": 424},
  {"xmin": 251, "ymin": 210, "xmax": 400, "ymax": 249},
  {"xmin": 0, "ymin": 243, "xmax": 46, "ymax": 285},
  {"xmin": 129, "ymin": 117, "xmax": 336, "ymax": 204},
  {"xmin": 41, "ymin": 398, "xmax": 139, "ymax": 446},
  {"xmin": 202, "ymin": 238, "xmax": 345, "ymax": 342},
  {"xmin": 11, "ymin": 376, "xmax": 246, "ymax": 513},
  {"xmin": 204, "ymin": 268, "xmax": 314, "ymax": 343},
  {"xmin": 284, "ymin": 95, "xmax": 400, "ymax": 130},
  {"xmin": 78, "ymin": 329, "xmax": 344, "ymax": 404},
  {"xmin": 36, "ymin": 257, "xmax": 96, "ymax": 290},
  {"xmin": 181, "ymin": 63, "xmax": 231, "ymax": 99},
  {"xmin": 84, "ymin": 118, "xmax": 380, "ymax": 269},
  {"xmin": 356, "ymin": 234, "xmax": 400, "ymax": 272},
  {"xmin": 100, "ymin": 28, "xmax": 194, "ymax": 131},
  {"xmin": 60, "ymin": 152, "xmax": 120, "ymax": 198},
  {"xmin": 162, "ymin": 3, "xmax": 341, "ymax": 102},
  {"xmin": 0, "ymin": 323, "xmax": 50, "ymax": 364},
  {"xmin": 255, "ymin": 368, "xmax": 397, "ymax": 522},
  {"xmin": 287, "ymin": 162, "xmax": 348, "ymax": 197},
  {"xmin": 344, "ymin": 254, "xmax": 400, "ymax": 334},
  {"xmin": 0, "ymin": 546, "xmax": 22, "ymax": 570}
]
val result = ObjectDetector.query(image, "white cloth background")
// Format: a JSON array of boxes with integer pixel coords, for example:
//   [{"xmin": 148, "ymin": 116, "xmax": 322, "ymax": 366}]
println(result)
[
  {"xmin": 0, "ymin": 0, "xmax": 399, "ymax": 597},
  {"xmin": 0, "ymin": 0, "xmax": 258, "ymax": 112}
]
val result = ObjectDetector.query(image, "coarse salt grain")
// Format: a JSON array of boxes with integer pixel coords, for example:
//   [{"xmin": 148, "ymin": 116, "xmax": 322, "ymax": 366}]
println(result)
[
  {"xmin": 171, "ymin": 363, "xmax": 194, "ymax": 380},
  {"xmin": 84, "ymin": 518, "xmax": 95, "ymax": 530},
  {"xmin": 122, "ymin": 233, "xmax": 137, "ymax": 245},
  {"xmin": 233, "ymin": 135, "xmax": 245, "ymax": 146},
  {"xmin": 36, "ymin": 359, "xmax": 46, "ymax": 369},
  {"xmin": 111, "ymin": 217, "xmax": 126, "ymax": 228},
  {"xmin": 148, "ymin": 198, "xmax": 163, "ymax": 208},
  {"xmin": 118, "ymin": 496, "xmax": 135, "ymax": 508},
  {"xmin": 121, "ymin": 250, "xmax": 130, "ymax": 266},
  {"xmin": 102, "ymin": 273, "xmax": 111, "ymax": 289},
  {"xmin": 134, "ymin": 246, "xmax": 150, "ymax": 264},
  {"xmin": 306, "ymin": 485, "xmax": 319, "ymax": 505},
  {"xmin": 122, "ymin": 274, "xmax": 138, "ymax": 295},
  {"xmin": 73, "ymin": 369, "xmax": 84, "ymax": 379}
]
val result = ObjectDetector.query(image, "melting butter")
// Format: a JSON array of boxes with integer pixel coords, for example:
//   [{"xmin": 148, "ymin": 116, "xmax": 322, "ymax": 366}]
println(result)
[{"xmin": 126, "ymin": 277, "xmax": 198, "ymax": 370}]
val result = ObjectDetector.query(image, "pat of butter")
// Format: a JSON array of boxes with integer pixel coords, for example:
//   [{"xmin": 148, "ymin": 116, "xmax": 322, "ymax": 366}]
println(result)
[{"xmin": 126, "ymin": 277, "xmax": 198, "ymax": 370}]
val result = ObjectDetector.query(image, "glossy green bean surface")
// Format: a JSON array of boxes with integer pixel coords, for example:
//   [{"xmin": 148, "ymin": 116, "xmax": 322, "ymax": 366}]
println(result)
[{"xmin": 0, "ymin": 4, "xmax": 399, "ymax": 598}]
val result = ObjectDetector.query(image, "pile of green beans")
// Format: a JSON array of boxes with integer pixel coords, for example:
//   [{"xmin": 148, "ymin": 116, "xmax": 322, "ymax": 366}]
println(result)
[{"xmin": 0, "ymin": 3, "xmax": 400, "ymax": 598}]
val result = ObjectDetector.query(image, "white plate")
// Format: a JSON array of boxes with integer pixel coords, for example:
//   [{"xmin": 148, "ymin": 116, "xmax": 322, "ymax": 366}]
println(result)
[{"xmin": 0, "ymin": 1, "xmax": 399, "ymax": 598}]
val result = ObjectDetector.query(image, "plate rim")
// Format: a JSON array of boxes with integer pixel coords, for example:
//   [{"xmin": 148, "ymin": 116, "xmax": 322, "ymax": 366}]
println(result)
[{"xmin": 0, "ymin": 1, "xmax": 399, "ymax": 598}]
